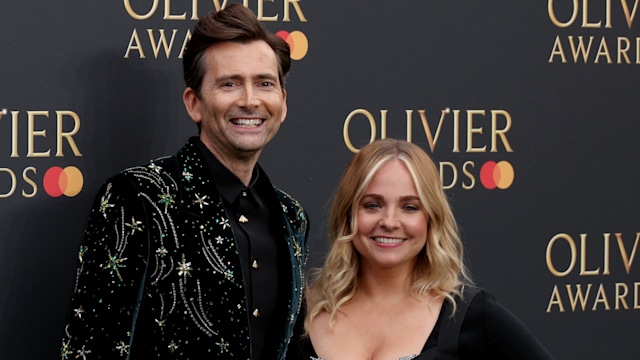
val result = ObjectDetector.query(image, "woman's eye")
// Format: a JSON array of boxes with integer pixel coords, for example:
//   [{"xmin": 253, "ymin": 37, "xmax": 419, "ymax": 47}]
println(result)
[
  {"xmin": 404, "ymin": 204, "xmax": 419, "ymax": 212},
  {"xmin": 364, "ymin": 203, "xmax": 381, "ymax": 210}
]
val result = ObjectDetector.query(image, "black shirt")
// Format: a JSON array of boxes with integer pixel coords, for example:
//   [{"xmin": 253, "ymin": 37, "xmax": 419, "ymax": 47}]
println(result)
[{"xmin": 196, "ymin": 139, "xmax": 290, "ymax": 360}]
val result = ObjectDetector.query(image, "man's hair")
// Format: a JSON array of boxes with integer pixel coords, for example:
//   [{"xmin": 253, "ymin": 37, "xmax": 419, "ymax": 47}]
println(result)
[{"xmin": 182, "ymin": 4, "xmax": 291, "ymax": 97}]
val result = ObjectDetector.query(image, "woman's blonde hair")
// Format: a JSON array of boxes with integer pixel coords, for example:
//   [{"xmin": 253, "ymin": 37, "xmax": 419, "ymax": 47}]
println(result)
[{"xmin": 305, "ymin": 138, "xmax": 472, "ymax": 332}]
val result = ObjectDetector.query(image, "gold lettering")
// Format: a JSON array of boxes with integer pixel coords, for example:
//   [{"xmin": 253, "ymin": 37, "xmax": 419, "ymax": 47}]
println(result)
[
  {"xmin": 548, "ymin": 0, "xmax": 579, "ymax": 28},
  {"xmin": 582, "ymin": 0, "xmax": 602, "ymax": 28},
  {"xmin": 604, "ymin": 233, "xmax": 611, "ymax": 275},
  {"xmin": 549, "ymin": 36, "xmax": 568, "ymax": 63},
  {"xmin": 547, "ymin": 233, "xmax": 577, "ymax": 277},
  {"xmin": 284, "ymin": 0, "xmax": 307, "ymax": 22},
  {"xmin": 490, "ymin": 110, "xmax": 513, "ymax": 152},
  {"xmin": 452, "ymin": 110, "xmax": 461, "ymax": 153},
  {"xmin": 191, "ymin": 0, "xmax": 198, "ymax": 20},
  {"xmin": 124, "ymin": 29, "xmax": 146, "ymax": 59},
  {"xmin": 379, "ymin": 110, "xmax": 388, "ymax": 139},
  {"xmin": 615, "ymin": 283, "xmax": 629, "ymax": 310},
  {"xmin": 27, "ymin": 111, "xmax": 50, "ymax": 158},
  {"xmin": 461, "ymin": 161, "xmax": 475, "ymax": 190},
  {"xmin": 257, "ymin": 0, "xmax": 278, "ymax": 21},
  {"xmin": 618, "ymin": 37, "xmax": 631, "ymax": 64},
  {"xmin": 416, "ymin": 109, "xmax": 446, "ymax": 153},
  {"xmin": 595, "ymin": 37, "xmax": 613, "ymax": 64},
  {"xmin": 439, "ymin": 162, "xmax": 457, "ymax": 190},
  {"xmin": 580, "ymin": 233, "xmax": 600, "ymax": 276},
  {"xmin": 546, "ymin": 285, "xmax": 565, "ymax": 312},
  {"xmin": 566, "ymin": 283, "xmax": 591, "ymax": 311},
  {"xmin": 124, "ymin": 0, "xmax": 159, "ymax": 20},
  {"xmin": 344, "ymin": 109, "xmax": 376, "ymax": 153},
  {"xmin": 148, "ymin": 29, "xmax": 178, "ymax": 58},
  {"xmin": 569, "ymin": 36, "xmax": 594, "ymax": 63},
  {"xmin": 615, "ymin": 232, "xmax": 639, "ymax": 274},
  {"xmin": 56, "ymin": 111, "xmax": 82, "ymax": 157},
  {"xmin": 635, "ymin": 282, "xmax": 640, "ymax": 309},
  {"xmin": 179, "ymin": 30, "xmax": 192, "ymax": 58},
  {"xmin": 592, "ymin": 283, "xmax": 611, "ymax": 310},
  {"xmin": 621, "ymin": 0, "xmax": 640, "ymax": 28},
  {"xmin": 10, "ymin": 111, "xmax": 19, "ymax": 157},
  {"xmin": 212, "ymin": 0, "xmax": 232, "ymax": 12},
  {"xmin": 466, "ymin": 110, "xmax": 486, "ymax": 153},
  {"xmin": 0, "ymin": 169, "xmax": 17, "ymax": 198},
  {"xmin": 164, "ymin": 0, "xmax": 187, "ymax": 20},
  {"xmin": 22, "ymin": 167, "xmax": 37, "ymax": 198}
]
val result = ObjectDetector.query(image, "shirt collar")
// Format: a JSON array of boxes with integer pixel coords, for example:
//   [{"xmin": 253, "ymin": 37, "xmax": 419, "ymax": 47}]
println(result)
[{"xmin": 196, "ymin": 138, "xmax": 264, "ymax": 207}]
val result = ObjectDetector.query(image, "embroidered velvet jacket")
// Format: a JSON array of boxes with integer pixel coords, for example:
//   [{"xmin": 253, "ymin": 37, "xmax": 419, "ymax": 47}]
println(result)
[{"xmin": 61, "ymin": 137, "xmax": 309, "ymax": 359}]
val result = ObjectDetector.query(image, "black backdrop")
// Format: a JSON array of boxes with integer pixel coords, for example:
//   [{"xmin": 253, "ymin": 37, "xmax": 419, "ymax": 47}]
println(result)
[{"xmin": 1, "ymin": 1, "xmax": 639, "ymax": 359}]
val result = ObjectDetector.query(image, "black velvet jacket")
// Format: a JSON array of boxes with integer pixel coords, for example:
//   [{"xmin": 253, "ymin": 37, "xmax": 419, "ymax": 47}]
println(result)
[{"xmin": 61, "ymin": 137, "xmax": 309, "ymax": 359}]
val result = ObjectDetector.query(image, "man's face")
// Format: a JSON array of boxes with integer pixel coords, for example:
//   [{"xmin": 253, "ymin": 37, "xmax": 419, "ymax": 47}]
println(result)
[{"xmin": 183, "ymin": 40, "xmax": 287, "ymax": 162}]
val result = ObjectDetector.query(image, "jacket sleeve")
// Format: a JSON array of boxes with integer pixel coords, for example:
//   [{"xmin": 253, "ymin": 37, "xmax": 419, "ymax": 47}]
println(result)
[
  {"xmin": 459, "ymin": 290, "xmax": 556, "ymax": 359},
  {"xmin": 60, "ymin": 174, "xmax": 150, "ymax": 359}
]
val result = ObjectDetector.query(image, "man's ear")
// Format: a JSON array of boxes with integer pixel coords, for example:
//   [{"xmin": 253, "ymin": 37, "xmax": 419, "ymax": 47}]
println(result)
[{"xmin": 183, "ymin": 87, "xmax": 202, "ymax": 124}]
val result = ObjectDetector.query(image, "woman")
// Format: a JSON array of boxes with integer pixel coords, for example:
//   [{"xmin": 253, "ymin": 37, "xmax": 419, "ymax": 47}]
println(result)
[{"xmin": 298, "ymin": 139, "xmax": 554, "ymax": 360}]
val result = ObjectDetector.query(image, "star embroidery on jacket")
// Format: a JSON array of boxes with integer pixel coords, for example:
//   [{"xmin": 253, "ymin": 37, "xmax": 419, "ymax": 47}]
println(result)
[
  {"xmin": 125, "ymin": 216, "xmax": 143, "ymax": 235},
  {"xmin": 115, "ymin": 341, "xmax": 129, "ymax": 356},
  {"xmin": 215, "ymin": 236, "xmax": 224, "ymax": 244},
  {"xmin": 99, "ymin": 192, "xmax": 114, "ymax": 218},
  {"xmin": 158, "ymin": 189, "xmax": 175, "ymax": 212},
  {"xmin": 73, "ymin": 306, "xmax": 84, "ymax": 319},
  {"xmin": 103, "ymin": 251, "xmax": 127, "ymax": 281},
  {"xmin": 216, "ymin": 338, "xmax": 229, "ymax": 353},
  {"xmin": 193, "ymin": 193, "xmax": 209, "ymax": 209},
  {"xmin": 218, "ymin": 217, "xmax": 230, "ymax": 230},
  {"xmin": 156, "ymin": 247, "xmax": 168, "ymax": 257},
  {"xmin": 155, "ymin": 318, "xmax": 166, "ymax": 329},
  {"xmin": 176, "ymin": 257, "xmax": 192, "ymax": 278},
  {"xmin": 224, "ymin": 269, "xmax": 234, "ymax": 280},
  {"xmin": 75, "ymin": 345, "xmax": 91, "ymax": 360},
  {"xmin": 60, "ymin": 339, "xmax": 72, "ymax": 359},
  {"xmin": 293, "ymin": 238, "xmax": 303, "ymax": 258},
  {"xmin": 182, "ymin": 170, "xmax": 194, "ymax": 182},
  {"xmin": 148, "ymin": 162, "xmax": 162, "ymax": 173},
  {"xmin": 78, "ymin": 245, "xmax": 88, "ymax": 263},
  {"xmin": 168, "ymin": 341, "xmax": 179, "ymax": 353}
]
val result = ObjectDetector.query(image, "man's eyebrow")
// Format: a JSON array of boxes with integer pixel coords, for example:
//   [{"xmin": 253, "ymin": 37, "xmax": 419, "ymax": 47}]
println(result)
[{"xmin": 214, "ymin": 73, "xmax": 279, "ymax": 82}]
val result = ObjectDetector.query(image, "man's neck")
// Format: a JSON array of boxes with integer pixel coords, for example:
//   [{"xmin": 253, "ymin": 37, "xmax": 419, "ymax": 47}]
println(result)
[{"xmin": 200, "ymin": 138, "xmax": 261, "ymax": 186}]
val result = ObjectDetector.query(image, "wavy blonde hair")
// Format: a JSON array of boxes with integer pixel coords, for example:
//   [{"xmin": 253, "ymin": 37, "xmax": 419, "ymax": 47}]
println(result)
[{"xmin": 305, "ymin": 138, "xmax": 472, "ymax": 332}]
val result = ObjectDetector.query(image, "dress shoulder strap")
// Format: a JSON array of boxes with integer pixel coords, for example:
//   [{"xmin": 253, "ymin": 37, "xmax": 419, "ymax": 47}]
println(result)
[{"xmin": 436, "ymin": 286, "xmax": 480, "ymax": 360}]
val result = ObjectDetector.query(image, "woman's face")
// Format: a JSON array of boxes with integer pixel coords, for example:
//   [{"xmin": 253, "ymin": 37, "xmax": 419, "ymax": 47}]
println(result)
[{"xmin": 353, "ymin": 159, "xmax": 429, "ymax": 272}]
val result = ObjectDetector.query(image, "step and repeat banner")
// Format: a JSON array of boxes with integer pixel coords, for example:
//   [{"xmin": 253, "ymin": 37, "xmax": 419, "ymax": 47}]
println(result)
[{"xmin": 1, "ymin": 1, "xmax": 638, "ymax": 359}]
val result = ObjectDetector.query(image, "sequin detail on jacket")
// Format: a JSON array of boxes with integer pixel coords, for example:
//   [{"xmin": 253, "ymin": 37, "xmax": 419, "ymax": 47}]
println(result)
[{"xmin": 61, "ymin": 138, "xmax": 309, "ymax": 359}]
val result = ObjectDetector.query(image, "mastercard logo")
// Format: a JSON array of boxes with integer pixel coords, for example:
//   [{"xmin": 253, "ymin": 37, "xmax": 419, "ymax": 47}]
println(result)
[
  {"xmin": 43, "ymin": 166, "xmax": 84, "ymax": 197},
  {"xmin": 276, "ymin": 30, "xmax": 308, "ymax": 60},
  {"xmin": 479, "ymin": 161, "xmax": 514, "ymax": 190}
]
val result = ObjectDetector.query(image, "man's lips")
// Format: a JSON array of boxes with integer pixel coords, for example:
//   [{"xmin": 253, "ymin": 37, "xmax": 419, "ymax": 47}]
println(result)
[{"xmin": 231, "ymin": 118, "xmax": 264, "ymax": 127}]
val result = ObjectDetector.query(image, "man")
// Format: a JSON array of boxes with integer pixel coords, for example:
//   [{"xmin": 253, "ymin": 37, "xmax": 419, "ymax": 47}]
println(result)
[{"xmin": 60, "ymin": 5, "xmax": 308, "ymax": 359}]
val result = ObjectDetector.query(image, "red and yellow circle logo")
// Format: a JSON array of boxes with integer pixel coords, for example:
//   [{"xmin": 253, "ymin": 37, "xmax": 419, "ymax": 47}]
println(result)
[
  {"xmin": 479, "ymin": 161, "xmax": 514, "ymax": 190},
  {"xmin": 43, "ymin": 166, "xmax": 84, "ymax": 197},
  {"xmin": 276, "ymin": 30, "xmax": 308, "ymax": 60}
]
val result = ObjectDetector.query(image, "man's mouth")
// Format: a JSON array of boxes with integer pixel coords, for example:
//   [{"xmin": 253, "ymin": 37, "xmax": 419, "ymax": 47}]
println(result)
[{"xmin": 232, "ymin": 118, "xmax": 263, "ymax": 127}]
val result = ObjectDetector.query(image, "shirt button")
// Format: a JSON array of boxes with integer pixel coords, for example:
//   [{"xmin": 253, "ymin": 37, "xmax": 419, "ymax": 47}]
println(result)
[
  {"xmin": 239, "ymin": 215, "xmax": 249, "ymax": 223},
  {"xmin": 252, "ymin": 259, "xmax": 259, "ymax": 269},
  {"xmin": 253, "ymin": 308, "xmax": 260, "ymax": 317}
]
